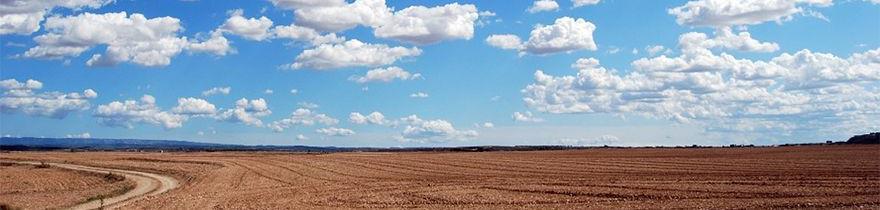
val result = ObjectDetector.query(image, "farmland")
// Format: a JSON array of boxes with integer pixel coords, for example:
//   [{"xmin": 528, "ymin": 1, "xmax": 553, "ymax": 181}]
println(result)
[{"xmin": 1, "ymin": 145, "xmax": 879, "ymax": 209}]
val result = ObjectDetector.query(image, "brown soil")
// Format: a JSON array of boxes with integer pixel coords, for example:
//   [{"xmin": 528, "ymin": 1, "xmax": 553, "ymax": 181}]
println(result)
[
  {"xmin": 2, "ymin": 145, "xmax": 879, "ymax": 209},
  {"xmin": 0, "ymin": 162, "xmax": 135, "ymax": 209}
]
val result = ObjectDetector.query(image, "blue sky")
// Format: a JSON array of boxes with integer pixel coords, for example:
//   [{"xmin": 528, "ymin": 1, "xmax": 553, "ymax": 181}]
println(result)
[{"xmin": 1, "ymin": 0, "xmax": 878, "ymax": 147}]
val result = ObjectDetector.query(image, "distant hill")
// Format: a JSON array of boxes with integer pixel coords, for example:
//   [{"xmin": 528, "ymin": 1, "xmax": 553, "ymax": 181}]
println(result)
[
  {"xmin": 0, "ymin": 137, "xmax": 349, "ymax": 152},
  {"xmin": 2, "ymin": 133, "xmax": 878, "ymax": 152}
]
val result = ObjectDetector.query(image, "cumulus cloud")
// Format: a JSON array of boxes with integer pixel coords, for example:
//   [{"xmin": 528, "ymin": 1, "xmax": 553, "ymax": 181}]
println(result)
[
  {"xmin": 0, "ymin": 0, "xmax": 113, "ymax": 35},
  {"xmin": 522, "ymin": 42, "xmax": 880, "ymax": 140},
  {"xmin": 271, "ymin": 0, "xmax": 480, "ymax": 45},
  {"xmin": 348, "ymin": 66, "xmax": 422, "ymax": 84},
  {"xmin": 66, "ymin": 132, "xmax": 91, "ymax": 138},
  {"xmin": 201, "ymin": 86, "xmax": 231, "ymax": 96},
  {"xmin": 668, "ymin": 0, "xmax": 833, "ymax": 28},
  {"xmin": 171, "ymin": 97, "xmax": 217, "ymax": 115},
  {"xmin": 94, "ymin": 95, "xmax": 187, "ymax": 129},
  {"xmin": 296, "ymin": 134, "xmax": 309, "ymax": 140},
  {"xmin": 512, "ymin": 111, "xmax": 543, "ymax": 122},
  {"xmin": 289, "ymin": 39, "xmax": 421, "ymax": 70},
  {"xmin": 679, "ymin": 27, "xmax": 779, "ymax": 53},
  {"xmin": 487, "ymin": 17, "xmax": 597, "ymax": 55},
  {"xmin": 272, "ymin": 23, "xmax": 345, "ymax": 45},
  {"xmin": 645, "ymin": 45, "xmax": 670, "ymax": 56},
  {"xmin": 571, "ymin": 57, "xmax": 601, "ymax": 69},
  {"xmin": 218, "ymin": 9, "xmax": 274, "ymax": 41},
  {"xmin": 22, "ymin": 12, "xmax": 225, "ymax": 67},
  {"xmin": 268, "ymin": 108, "xmax": 338, "ymax": 132},
  {"xmin": 290, "ymin": 0, "xmax": 391, "ymax": 32},
  {"xmin": 216, "ymin": 98, "xmax": 272, "ymax": 127},
  {"xmin": 394, "ymin": 115, "xmax": 477, "ymax": 142},
  {"xmin": 572, "ymin": 0, "xmax": 601, "ymax": 8},
  {"xmin": 374, "ymin": 3, "xmax": 479, "ymax": 45},
  {"xmin": 316, "ymin": 127, "xmax": 355, "ymax": 136},
  {"xmin": 268, "ymin": 0, "xmax": 347, "ymax": 10},
  {"xmin": 485, "ymin": 34, "xmax": 523, "ymax": 50},
  {"xmin": 0, "ymin": 79, "xmax": 97, "ymax": 119},
  {"xmin": 187, "ymin": 31, "xmax": 234, "ymax": 56},
  {"xmin": 527, "ymin": 0, "xmax": 559, "ymax": 13},
  {"xmin": 349, "ymin": 111, "xmax": 386, "ymax": 125}
]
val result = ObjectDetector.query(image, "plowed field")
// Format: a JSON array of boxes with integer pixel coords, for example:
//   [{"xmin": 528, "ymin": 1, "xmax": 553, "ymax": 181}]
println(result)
[{"xmin": 2, "ymin": 145, "xmax": 878, "ymax": 209}]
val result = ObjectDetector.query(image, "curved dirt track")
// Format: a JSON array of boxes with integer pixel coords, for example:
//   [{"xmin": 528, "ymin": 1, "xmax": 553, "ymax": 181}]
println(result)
[{"xmin": 9, "ymin": 161, "xmax": 179, "ymax": 210}]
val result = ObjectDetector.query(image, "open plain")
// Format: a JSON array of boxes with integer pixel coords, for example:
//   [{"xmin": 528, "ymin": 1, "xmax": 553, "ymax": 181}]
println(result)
[{"xmin": 1, "ymin": 145, "xmax": 879, "ymax": 209}]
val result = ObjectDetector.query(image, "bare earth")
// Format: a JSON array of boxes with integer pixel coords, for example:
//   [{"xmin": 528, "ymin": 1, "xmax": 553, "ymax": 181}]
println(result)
[
  {"xmin": 1, "ymin": 145, "xmax": 879, "ymax": 209},
  {"xmin": 0, "ymin": 162, "xmax": 135, "ymax": 209}
]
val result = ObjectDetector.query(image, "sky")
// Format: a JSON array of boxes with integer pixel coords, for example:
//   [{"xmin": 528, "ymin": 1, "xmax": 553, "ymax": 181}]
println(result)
[{"xmin": 1, "ymin": 0, "xmax": 878, "ymax": 147}]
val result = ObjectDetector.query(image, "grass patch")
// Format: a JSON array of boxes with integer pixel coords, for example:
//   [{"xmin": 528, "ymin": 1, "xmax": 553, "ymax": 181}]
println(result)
[{"xmin": 33, "ymin": 161, "xmax": 51, "ymax": 169}]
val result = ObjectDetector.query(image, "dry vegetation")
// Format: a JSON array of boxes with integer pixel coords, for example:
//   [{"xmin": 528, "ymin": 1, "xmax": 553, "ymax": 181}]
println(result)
[
  {"xmin": 0, "ymin": 162, "xmax": 134, "ymax": 209},
  {"xmin": 2, "ymin": 145, "xmax": 879, "ymax": 209}
]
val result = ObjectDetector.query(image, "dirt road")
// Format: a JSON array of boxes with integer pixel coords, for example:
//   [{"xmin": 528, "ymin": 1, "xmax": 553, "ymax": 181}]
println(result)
[{"xmin": 8, "ymin": 161, "xmax": 179, "ymax": 210}]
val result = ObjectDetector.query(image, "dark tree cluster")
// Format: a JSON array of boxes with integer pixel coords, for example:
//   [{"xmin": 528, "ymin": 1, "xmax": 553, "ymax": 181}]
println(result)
[{"xmin": 847, "ymin": 132, "xmax": 880, "ymax": 144}]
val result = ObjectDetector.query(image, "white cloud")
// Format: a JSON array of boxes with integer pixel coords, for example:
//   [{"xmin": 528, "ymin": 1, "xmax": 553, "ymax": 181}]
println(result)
[
  {"xmin": 297, "ymin": 102, "xmax": 319, "ymax": 109},
  {"xmin": 187, "ymin": 31, "xmax": 234, "ymax": 56},
  {"xmin": 409, "ymin": 92, "xmax": 429, "ymax": 98},
  {"xmin": 349, "ymin": 111, "xmax": 386, "ymax": 125},
  {"xmin": 271, "ymin": 23, "xmax": 345, "ymax": 45},
  {"xmin": 289, "ymin": 89, "xmax": 299, "ymax": 94},
  {"xmin": 264, "ymin": 89, "xmax": 274, "ymax": 94},
  {"xmin": 271, "ymin": 0, "xmax": 480, "ymax": 45},
  {"xmin": 201, "ymin": 86, "xmax": 231, "ymax": 96},
  {"xmin": 512, "ymin": 111, "xmax": 543, "ymax": 122},
  {"xmin": 485, "ymin": 34, "xmax": 523, "ymax": 50},
  {"xmin": 94, "ymin": 95, "xmax": 187, "ymax": 129},
  {"xmin": 679, "ymin": 27, "xmax": 779, "ymax": 53},
  {"xmin": 394, "ymin": 115, "xmax": 477, "ymax": 142},
  {"xmin": 316, "ymin": 127, "xmax": 355, "ymax": 136},
  {"xmin": 374, "ymin": 3, "xmax": 479, "ymax": 45},
  {"xmin": 645, "ymin": 45, "xmax": 669, "ymax": 56},
  {"xmin": 0, "ymin": 79, "xmax": 97, "ymax": 119},
  {"xmin": 572, "ymin": 0, "xmax": 600, "ymax": 8},
  {"xmin": 268, "ymin": 108, "xmax": 338, "ymax": 132},
  {"xmin": 0, "ymin": 0, "xmax": 113, "ymax": 35},
  {"xmin": 349, "ymin": 66, "xmax": 422, "ymax": 84},
  {"xmin": 290, "ymin": 39, "xmax": 422, "ymax": 70},
  {"xmin": 66, "ymin": 132, "xmax": 91, "ymax": 139},
  {"xmin": 487, "ymin": 17, "xmax": 597, "ymax": 55},
  {"xmin": 558, "ymin": 134, "xmax": 619, "ymax": 146},
  {"xmin": 268, "ymin": 0, "xmax": 346, "ymax": 10},
  {"xmin": 474, "ymin": 122, "xmax": 494, "ymax": 128},
  {"xmin": 291, "ymin": 0, "xmax": 391, "ymax": 32},
  {"xmin": 571, "ymin": 57, "xmax": 600, "ymax": 69},
  {"xmin": 296, "ymin": 134, "xmax": 309, "ymax": 140},
  {"xmin": 171, "ymin": 97, "xmax": 217, "ymax": 115},
  {"xmin": 522, "ymin": 44, "xmax": 880, "ymax": 140},
  {"xmin": 216, "ymin": 98, "xmax": 272, "ymax": 127},
  {"xmin": 527, "ymin": 0, "xmax": 559, "ymax": 13},
  {"xmin": 607, "ymin": 46, "xmax": 620, "ymax": 54},
  {"xmin": 22, "ymin": 12, "xmax": 221, "ymax": 67},
  {"xmin": 669, "ymin": 0, "xmax": 833, "ymax": 28},
  {"xmin": 218, "ymin": 10, "xmax": 274, "ymax": 41}
]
